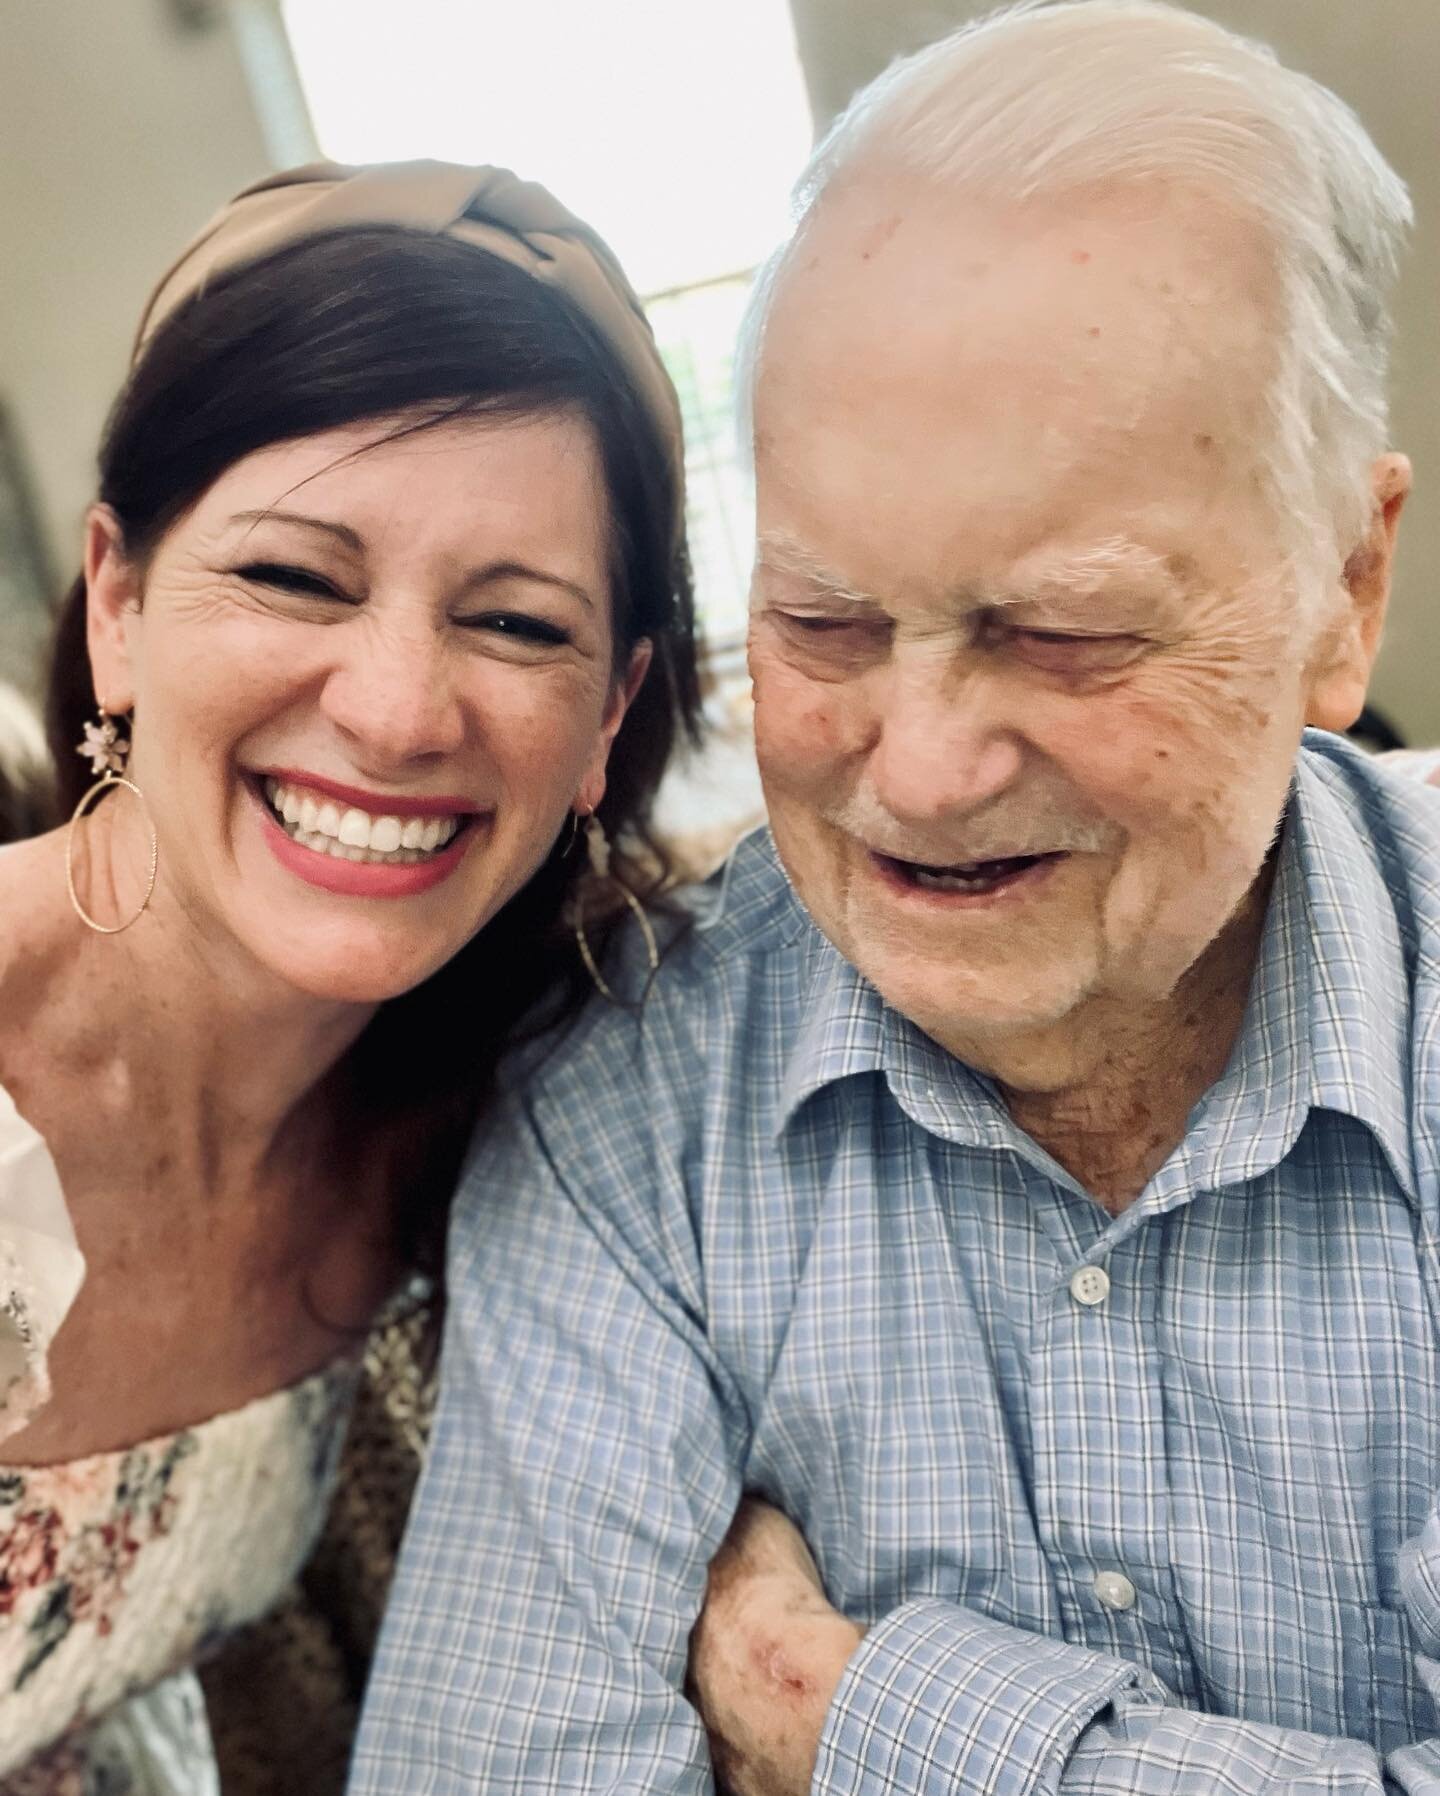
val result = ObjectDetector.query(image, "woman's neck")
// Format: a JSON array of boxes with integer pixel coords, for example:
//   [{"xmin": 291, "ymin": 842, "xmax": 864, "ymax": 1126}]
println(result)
[{"xmin": 4, "ymin": 829, "xmax": 377, "ymax": 1182}]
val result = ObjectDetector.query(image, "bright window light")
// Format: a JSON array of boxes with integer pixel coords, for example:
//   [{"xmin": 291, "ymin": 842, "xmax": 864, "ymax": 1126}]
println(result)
[{"xmin": 280, "ymin": 0, "xmax": 813, "ymax": 297}]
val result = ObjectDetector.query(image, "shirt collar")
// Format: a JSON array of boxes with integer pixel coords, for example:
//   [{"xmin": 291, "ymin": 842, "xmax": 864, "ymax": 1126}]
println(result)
[
  {"xmin": 772, "ymin": 932, "xmax": 1039, "ymax": 1154},
  {"xmin": 1186, "ymin": 747, "xmax": 1417, "ymax": 1202},
  {"xmin": 773, "ymin": 935, "xmax": 885, "ymax": 1135},
  {"xmin": 773, "ymin": 746, "xmax": 1417, "ymax": 1204}
]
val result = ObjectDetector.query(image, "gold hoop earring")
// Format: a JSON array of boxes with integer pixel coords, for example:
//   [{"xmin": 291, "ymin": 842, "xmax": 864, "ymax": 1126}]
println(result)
[
  {"xmin": 66, "ymin": 708, "xmax": 158, "ymax": 936},
  {"xmin": 571, "ymin": 813, "xmax": 659, "ymax": 1003}
]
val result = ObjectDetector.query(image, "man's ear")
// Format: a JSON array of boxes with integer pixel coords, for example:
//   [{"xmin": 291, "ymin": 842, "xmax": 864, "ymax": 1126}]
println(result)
[
  {"xmin": 1304, "ymin": 454, "xmax": 1410, "ymax": 732},
  {"xmin": 573, "ymin": 638, "xmax": 654, "ymax": 818},
  {"xmin": 83, "ymin": 504, "xmax": 143, "ymax": 712}
]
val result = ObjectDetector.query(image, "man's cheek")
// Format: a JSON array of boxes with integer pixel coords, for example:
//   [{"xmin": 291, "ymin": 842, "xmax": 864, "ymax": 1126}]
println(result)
[
  {"xmin": 1046, "ymin": 676, "xmax": 1263, "ymax": 816},
  {"xmin": 753, "ymin": 662, "xmax": 860, "ymax": 790}
]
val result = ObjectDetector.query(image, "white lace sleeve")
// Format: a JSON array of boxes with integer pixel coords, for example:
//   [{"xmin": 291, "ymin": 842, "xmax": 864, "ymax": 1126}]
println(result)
[{"xmin": 0, "ymin": 1082, "xmax": 86, "ymax": 1445}]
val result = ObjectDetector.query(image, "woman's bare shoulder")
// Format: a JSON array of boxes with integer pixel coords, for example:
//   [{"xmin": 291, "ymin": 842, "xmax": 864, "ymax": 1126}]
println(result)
[{"xmin": 0, "ymin": 831, "xmax": 77, "ymax": 1053}]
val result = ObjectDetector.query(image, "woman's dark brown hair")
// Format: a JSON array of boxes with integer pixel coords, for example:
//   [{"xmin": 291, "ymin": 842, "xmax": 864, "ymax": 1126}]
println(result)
[{"xmin": 45, "ymin": 227, "xmax": 701, "ymax": 1276}]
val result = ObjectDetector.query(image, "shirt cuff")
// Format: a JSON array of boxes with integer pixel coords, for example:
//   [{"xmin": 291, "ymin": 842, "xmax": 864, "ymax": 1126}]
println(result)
[{"xmin": 812, "ymin": 1597, "xmax": 1156, "ymax": 1796}]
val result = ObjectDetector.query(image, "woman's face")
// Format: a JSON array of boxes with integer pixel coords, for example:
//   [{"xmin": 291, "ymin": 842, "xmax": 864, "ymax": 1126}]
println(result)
[{"xmin": 87, "ymin": 411, "xmax": 647, "ymax": 1003}]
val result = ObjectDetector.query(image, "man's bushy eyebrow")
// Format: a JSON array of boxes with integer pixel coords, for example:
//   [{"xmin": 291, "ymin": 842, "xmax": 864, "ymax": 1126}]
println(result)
[{"xmin": 757, "ymin": 530, "xmax": 1189, "ymax": 613}]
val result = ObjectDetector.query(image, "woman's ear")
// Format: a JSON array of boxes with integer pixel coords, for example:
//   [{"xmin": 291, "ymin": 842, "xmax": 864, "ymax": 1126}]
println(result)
[
  {"xmin": 575, "ymin": 639, "xmax": 654, "ymax": 817},
  {"xmin": 83, "ymin": 505, "xmax": 143, "ymax": 712},
  {"xmin": 1304, "ymin": 454, "xmax": 1410, "ymax": 732}
]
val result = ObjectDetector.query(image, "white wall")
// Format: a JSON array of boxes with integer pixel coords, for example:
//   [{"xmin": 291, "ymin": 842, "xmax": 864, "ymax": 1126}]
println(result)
[
  {"xmin": 788, "ymin": 0, "xmax": 1440, "ymax": 742},
  {"xmin": 0, "ymin": 0, "xmax": 287, "ymax": 594}
]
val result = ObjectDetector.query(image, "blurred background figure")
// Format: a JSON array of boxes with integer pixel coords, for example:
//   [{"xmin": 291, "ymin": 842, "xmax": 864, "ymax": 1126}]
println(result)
[{"xmin": 0, "ymin": 679, "xmax": 51, "ymax": 844}]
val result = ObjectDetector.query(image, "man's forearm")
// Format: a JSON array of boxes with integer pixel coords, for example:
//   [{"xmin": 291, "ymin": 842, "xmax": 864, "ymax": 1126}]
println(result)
[{"xmin": 692, "ymin": 1501, "xmax": 1440, "ymax": 1796}]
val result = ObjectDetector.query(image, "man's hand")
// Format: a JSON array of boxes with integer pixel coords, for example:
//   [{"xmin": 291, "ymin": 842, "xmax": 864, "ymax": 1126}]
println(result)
[{"xmin": 688, "ymin": 1498, "xmax": 865, "ymax": 1796}]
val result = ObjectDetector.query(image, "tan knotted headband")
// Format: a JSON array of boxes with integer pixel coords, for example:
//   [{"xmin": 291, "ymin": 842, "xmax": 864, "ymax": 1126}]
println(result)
[{"xmin": 133, "ymin": 159, "xmax": 685, "ymax": 500}]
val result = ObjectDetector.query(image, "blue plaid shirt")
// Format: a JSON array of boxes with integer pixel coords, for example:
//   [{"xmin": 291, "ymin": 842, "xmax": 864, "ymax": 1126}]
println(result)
[{"xmin": 352, "ymin": 733, "xmax": 1440, "ymax": 1795}]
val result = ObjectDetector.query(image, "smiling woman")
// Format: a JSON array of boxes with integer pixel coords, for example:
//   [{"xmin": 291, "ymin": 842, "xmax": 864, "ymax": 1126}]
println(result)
[{"xmin": 0, "ymin": 161, "xmax": 698, "ymax": 1788}]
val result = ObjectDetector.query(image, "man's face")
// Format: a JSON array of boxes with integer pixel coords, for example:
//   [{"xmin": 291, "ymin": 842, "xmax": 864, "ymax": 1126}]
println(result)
[{"xmin": 750, "ymin": 174, "xmax": 1346, "ymax": 1066}]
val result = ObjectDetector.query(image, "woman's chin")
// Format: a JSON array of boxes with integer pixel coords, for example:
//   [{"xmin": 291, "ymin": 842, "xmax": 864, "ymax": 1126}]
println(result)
[{"xmin": 248, "ymin": 930, "xmax": 459, "ymax": 1009}]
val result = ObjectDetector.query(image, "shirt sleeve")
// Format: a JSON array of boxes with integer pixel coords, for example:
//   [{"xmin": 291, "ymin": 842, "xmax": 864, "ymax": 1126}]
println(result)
[
  {"xmin": 348, "ymin": 1077, "xmax": 745, "ymax": 1795},
  {"xmin": 816, "ymin": 1518, "xmax": 1440, "ymax": 1796}
]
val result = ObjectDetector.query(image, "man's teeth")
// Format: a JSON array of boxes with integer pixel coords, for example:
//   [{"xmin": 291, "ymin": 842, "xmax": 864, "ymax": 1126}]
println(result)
[
  {"xmin": 263, "ymin": 778, "xmax": 462, "ymax": 864},
  {"xmin": 909, "ymin": 854, "xmax": 1042, "ymax": 893}
]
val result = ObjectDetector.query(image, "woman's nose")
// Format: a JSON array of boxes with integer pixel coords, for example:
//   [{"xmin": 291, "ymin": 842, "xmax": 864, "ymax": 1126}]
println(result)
[{"xmin": 318, "ymin": 612, "xmax": 466, "ymax": 767}]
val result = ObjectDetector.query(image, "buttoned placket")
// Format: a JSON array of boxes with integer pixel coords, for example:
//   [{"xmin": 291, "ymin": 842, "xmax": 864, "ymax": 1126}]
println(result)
[{"xmin": 1018, "ymin": 1160, "xmax": 1210, "ymax": 1704}]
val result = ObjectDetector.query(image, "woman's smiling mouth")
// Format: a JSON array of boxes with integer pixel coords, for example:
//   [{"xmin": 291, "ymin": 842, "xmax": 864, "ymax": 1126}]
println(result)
[
  {"xmin": 263, "ymin": 776, "xmax": 467, "ymax": 864},
  {"xmin": 249, "ymin": 771, "xmax": 486, "ymax": 897}
]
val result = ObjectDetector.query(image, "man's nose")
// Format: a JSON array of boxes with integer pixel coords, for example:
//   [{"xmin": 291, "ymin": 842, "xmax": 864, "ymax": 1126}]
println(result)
[
  {"xmin": 866, "ymin": 666, "xmax": 1023, "ymax": 826},
  {"xmin": 318, "ymin": 615, "xmax": 466, "ymax": 767}
]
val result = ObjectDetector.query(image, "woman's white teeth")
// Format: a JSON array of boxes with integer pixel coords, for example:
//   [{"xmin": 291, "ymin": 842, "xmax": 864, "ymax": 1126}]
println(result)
[{"xmin": 263, "ymin": 778, "xmax": 461, "ymax": 862}]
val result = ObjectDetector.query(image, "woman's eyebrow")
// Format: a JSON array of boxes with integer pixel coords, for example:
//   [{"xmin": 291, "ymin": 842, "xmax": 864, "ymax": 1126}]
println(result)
[
  {"xmin": 229, "ymin": 508, "xmax": 364, "ymax": 551},
  {"xmin": 456, "ymin": 560, "xmax": 595, "ymax": 612}
]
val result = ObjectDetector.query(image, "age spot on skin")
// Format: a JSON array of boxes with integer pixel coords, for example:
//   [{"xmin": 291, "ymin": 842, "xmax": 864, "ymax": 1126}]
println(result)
[
  {"xmin": 859, "ymin": 213, "xmax": 904, "ymax": 262},
  {"xmin": 1194, "ymin": 433, "xmax": 1216, "ymax": 454},
  {"xmin": 759, "ymin": 1644, "xmax": 812, "ymax": 1702}
]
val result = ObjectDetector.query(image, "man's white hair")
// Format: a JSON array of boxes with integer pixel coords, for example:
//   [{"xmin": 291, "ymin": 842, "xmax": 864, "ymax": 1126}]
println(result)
[{"xmin": 740, "ymin": 0, "xmax": 1411, "ymax": 581}]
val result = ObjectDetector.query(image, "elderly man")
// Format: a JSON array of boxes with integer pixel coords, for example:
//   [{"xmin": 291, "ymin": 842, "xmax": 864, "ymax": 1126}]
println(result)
[{"xmin": 351, "ymin": 3, "xmax": 1440, "ymax": 1792}]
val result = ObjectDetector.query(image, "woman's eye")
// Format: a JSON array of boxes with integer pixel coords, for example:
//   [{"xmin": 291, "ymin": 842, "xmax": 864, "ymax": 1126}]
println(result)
[
  {"xmin": 460, "ymin": 611, "xmax": 572, "ymax": 648},
  {"xmin": 234, "ymin": 562, "xmax": 350, "ymax": 602}
]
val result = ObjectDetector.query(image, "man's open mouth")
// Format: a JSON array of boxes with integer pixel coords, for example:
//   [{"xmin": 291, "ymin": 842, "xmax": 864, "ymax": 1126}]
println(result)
[{"xmin": 875, "ymin": 849, "xmax": 1067, "ymax": 896}]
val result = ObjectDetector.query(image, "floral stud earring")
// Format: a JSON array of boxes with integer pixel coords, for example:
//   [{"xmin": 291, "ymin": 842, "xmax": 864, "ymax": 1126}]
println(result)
[
  {"xmin": 77, "ymin": 711, "xmax": 131, "ymax": 778},
  {"xmin": 66, "ymin": 705, "xmax": 158, "ymax": 935}
]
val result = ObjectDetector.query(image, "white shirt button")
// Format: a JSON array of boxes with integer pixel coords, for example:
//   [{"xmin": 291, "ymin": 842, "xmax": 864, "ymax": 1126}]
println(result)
[
  {"xmin": 1094, "ymin": 1571, "xmax": 1137, "ymax": 1612},
  {"xmin": 1069, "ymin": 1265, "xmax": 1110, "ymax": 1307}
]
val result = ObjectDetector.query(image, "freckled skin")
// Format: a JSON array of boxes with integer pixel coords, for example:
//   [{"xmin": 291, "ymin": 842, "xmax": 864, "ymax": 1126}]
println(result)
[
  {"xmin": 0, "ymin": 412, "xmax": 649, "ymax": 1465},
  {"xmin": 689, "ymin": 1500, "xmax": 864, "ymax": 1796},
  {"xmin": 93, "ymin": 414, "xmax": 637, "ymax": 1007}
]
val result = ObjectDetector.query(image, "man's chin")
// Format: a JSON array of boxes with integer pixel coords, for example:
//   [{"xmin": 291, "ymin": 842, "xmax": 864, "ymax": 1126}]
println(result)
[{"xmin": 853, "ymin": 945, "xmax": 1100, "ymax": 1060}]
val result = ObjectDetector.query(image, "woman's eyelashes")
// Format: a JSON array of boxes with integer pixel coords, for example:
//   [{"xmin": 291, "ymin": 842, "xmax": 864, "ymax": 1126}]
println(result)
[
  {"xmin": 232, "ymin": 564, "xmax": 573, "ymax": 647},
  {"xmin": 456, "ymin": 611, "xmax": 572, "ymax": 648},
  {"xmin": 233, "ymin": 561, "xmax": 353, "ymax": 602}
]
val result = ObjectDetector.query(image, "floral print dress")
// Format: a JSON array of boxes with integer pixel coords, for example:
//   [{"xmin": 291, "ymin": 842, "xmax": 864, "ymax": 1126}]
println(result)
[{"xmin": 1, "ymin": 1081, "xmax": 360, "ymax": 1792}]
